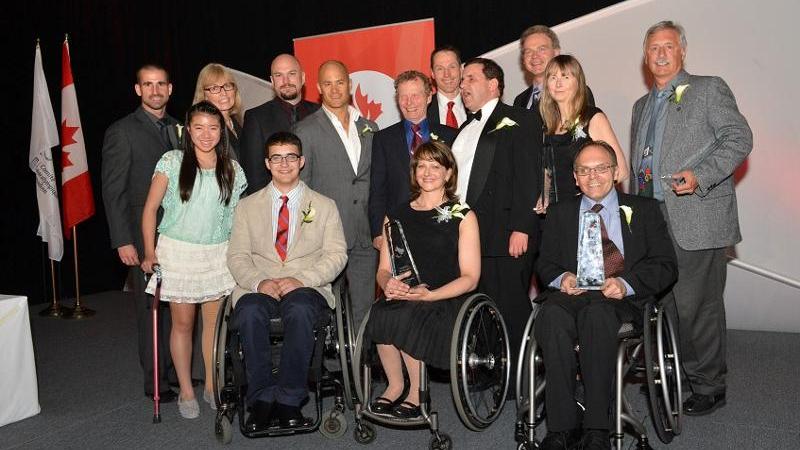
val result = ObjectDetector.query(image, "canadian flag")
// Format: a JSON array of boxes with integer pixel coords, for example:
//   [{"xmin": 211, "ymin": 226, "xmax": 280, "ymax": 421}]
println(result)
[{"xmin": 61, "ymin": 38, "xmax": 95, "ymax": 238}]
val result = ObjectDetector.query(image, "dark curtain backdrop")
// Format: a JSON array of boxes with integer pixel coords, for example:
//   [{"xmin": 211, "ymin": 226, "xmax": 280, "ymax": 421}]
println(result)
[{"xmin": 2, "ymin": 0, "xmax": 621, "ymax": 303}]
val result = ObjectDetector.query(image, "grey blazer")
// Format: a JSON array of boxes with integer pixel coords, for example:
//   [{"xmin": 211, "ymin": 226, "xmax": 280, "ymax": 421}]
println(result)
[
  {"xmin": 293, "ymin": 108, "xmax": 378, "ymax": 250},
  {"xmin": 629, "ymin": 71, "xmax": 752, "ymax": 251}
]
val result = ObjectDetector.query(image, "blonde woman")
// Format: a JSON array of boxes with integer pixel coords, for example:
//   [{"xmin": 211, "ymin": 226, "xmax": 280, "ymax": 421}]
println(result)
[{"xmin": 192, "ymin": 63, "xmax": 244, "ymax": 160}]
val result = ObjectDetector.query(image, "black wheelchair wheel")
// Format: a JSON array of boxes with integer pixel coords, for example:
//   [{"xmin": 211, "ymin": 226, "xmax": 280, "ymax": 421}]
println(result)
[
  {"xmin": 515, "ymin": 308, "xmax": 546, "ymax": 447},
  {"xmin": 643, "ymin": 304, "xmax": 682, "ymax": 444},
  {"xmin": 450, "ymin": 294, "xmax": 511, "ymax": 431},
  {"xmin": 214, "ymin": 413, "xmax": 233, "ymax": 444},
  {"xmin": 335, "ymin": 286, "xmax": 359, "ymax": 409},
  {"xmin": 430, "ymin": 432, "xmax": 453, "ymax": 450},
  {"xmin": 351, "ymin": 306, "xmax": 373, "ymax": 407},
  {"xmin": 354, "ymin": 420, "xmax": 377, "ymax": 445},
  {"xmin": 212, "ymin": 296, "xmax": 232, "ymax": 410},
  {"xmin": 320, "ymin": 406, "xmax": 348, "ymax": 439}
]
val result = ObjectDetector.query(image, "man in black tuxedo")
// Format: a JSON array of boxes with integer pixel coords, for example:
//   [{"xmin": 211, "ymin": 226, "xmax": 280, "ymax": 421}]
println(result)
[
  {"xmin": 513, "ymin": 25, "xmax": 594, "ymax": 111},
  {"xmin": 240, "ymin": 54, "xmax": 319, "ymax": 193},
  {"xmin": 368, "ymin": 70, "xmax": 457, "ymax": 250},
  {"xmin": 101, "ymin": 64, "xmax": 180, "ymax": 401},
  {"xmin": 427, "ymin": 45, "xmax": 466, "ymax": 129},
  {"xmin": 534, "ymin": 141, "xmax": 677, "ymax": 449},
  {"xmin": 450, "ymin": 57, "xmax": 541, "ymax": 371}
]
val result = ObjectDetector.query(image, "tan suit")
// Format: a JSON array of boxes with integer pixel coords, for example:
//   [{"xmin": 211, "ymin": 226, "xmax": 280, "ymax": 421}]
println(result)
[{"xmin": 227, "ymin": 182, "xmax": 348, "ymax": 308}]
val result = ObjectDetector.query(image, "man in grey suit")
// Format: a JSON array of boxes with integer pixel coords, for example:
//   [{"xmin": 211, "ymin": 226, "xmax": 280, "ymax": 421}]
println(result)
[
  {"xmin": 101, "ymin": 64, "xmax": 180, "ymax": 401},
  {"xmin": 630, "ymin": 21, "xmax": 752, "ymax": 416},
  {"xmin": 293, "ymin": 60, "xmax": 378, "ymax": 328}
]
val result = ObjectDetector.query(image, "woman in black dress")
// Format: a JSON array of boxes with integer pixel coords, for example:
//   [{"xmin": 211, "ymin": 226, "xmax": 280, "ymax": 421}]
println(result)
[
  {"xmin": 536, "ymin": 55, "xmax": 628, "ymax": 214},
  {"xmin": 192, "ymin": 63, "xmax": 243, "ymax": 161},
  {"xmin": 366, "ymin": 141, "xmax": 481, "ymax": 419}
]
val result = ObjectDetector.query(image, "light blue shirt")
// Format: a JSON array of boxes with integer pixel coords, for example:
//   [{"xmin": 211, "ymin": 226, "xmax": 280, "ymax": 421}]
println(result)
[
  {"xmin": 268, "ymin": 181, "xmax": 305, "ymax": 249},
  {"xmin": 644, "ymin": 70, "xmax": 687, "ymax": 201},
  {"xmin": 549, "ymin": 190, "xmax": 635, "ymax": 295},
  {"xmin": 403, "ymin": 118, "xmax": 431, "ymax": 152}
]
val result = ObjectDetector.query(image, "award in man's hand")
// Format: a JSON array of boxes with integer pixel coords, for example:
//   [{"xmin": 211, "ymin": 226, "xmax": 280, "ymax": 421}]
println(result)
[
  {"xmin": 576, "ymin": 211, "xmax": 605, "ymax": 290},
  {"xmin": 384, "ymin": 220, "xmax": 422, "ymax": 287}
]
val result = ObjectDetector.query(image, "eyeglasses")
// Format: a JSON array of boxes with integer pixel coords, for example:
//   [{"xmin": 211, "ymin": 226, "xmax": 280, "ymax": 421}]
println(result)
[
  {"xmin": 574, "ymin": 164, "xmax": 616, "ymax": 177},
  {"xmin": 203, "ymin": 82, "xmax": 236, "ymax": 94},
  {"xmin": 266, "ymin": 154, "xmax": 301, "ymax": 164}
]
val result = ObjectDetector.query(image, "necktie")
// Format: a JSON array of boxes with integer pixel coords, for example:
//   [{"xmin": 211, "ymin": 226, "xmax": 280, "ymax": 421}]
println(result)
[
  {"xmin": 275, "ymin": 195, "xmax": 289, "ymax": 261},
  {"xmin": 290, "ymin": 106, "xmax": 299, "ymax": 125},
  {"xmin": 410, "ymin": 123, "xmax": 423, "ymax": 154},
  {"xmin": 529, "ymin": 85, "xmax": 541, "ymax": 110},
  {"xmin": 446, "ymin": 101, "xmax": 458, "ymax": 128},
  {"xmin": 469, "ymin": 109, "xmax": 482, "ymax": 122},
  {"xmin": 157, "ymin": 118, "xmax": 173, "ymax": 149},
  {"xmin": 590, "ymin": 204, "xmax": 624, "ymax": 278},
  {"xmin": 638, "ymin": 90, "xmax": 669, "ymax": 197}
]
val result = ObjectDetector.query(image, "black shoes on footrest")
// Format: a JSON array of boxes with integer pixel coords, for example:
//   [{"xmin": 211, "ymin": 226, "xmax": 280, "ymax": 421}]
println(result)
[
  {"xmin": 274, "ymin": 402, "xmax": 314, "ymax": 428},
  {"xmin": 540, "ymin": 429, "xmax": 582, "ymax": 450},
  {"xmin": 245, "ymin": 400, "xmax": 275, "ymax": 432}
]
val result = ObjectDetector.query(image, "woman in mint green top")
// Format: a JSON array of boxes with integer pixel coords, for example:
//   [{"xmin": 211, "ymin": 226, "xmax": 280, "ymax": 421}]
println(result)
[{"xmin": 141, "ymin": 101, "xmax": 247, "ymax": 419}]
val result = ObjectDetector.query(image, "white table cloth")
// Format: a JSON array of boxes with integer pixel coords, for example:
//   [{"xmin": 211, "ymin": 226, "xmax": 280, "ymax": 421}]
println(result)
[{"xmin": 0, "ymin": 295, "xmax": 40, "ymax": 427}]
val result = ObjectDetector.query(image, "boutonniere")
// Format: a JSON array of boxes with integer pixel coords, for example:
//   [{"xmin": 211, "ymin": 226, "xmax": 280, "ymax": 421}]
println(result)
[
  {"xmin": 619, "ymin": 205, "xmax": 633, "ymax": 232},
  {"xmin": 429, "ymin": 132, "xmax": 440, "ymax": 142},
  {"xmin": 301, "ymin": 202, "xmax": 315, "ymax": 224},
  {"xmin": 488, "ymin": 116, "xmax": 518, "ymax": 134},
  {"xmin": 359, "ymin": 124, "xmax": 375, "ymax": 137},
  {"xmin": 176, "ymin": 124, "xmax": 183, "ymax": 140},
  {"xmin": 433, "ymin": 202, "xmax": 467, "ymax": 223},
  {"xmin": 566, "ymin": 117, "xmax": 587, "ymax": 141},
  {"xmin": 670, "ymin": 84, "xmax": 690, "ymax": 104}
]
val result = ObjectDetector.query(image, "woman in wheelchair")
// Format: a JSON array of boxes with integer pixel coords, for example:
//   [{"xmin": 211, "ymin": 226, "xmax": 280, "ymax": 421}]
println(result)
[{"xmin": 365, "ymin": 141, "xmax": 480, "ymax": 419}]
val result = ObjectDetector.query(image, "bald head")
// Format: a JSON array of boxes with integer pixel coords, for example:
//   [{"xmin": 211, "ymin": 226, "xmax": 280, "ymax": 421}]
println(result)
[
  {"xmin": 317, "ymin": 60, "xmax": 351, "ymax": 111},
  {"xmin": 270, "ymin": 53, "xmax": 305, "ymax": 103}
]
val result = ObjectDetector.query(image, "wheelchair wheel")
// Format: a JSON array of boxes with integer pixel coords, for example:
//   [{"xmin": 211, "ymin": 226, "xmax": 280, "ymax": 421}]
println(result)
[
  {"xmin": 320, "ymin": 406, "xmax": 348, "ymax": 439},
  {"xmin": 450, "ymin": 294, "xmax": 511, "ymax": 431},
  {"xmin": 643, "ymin": 303, "xmax": 683, "ymax": 444},
  {"xmin": 335, "ymin": 286, "xmax": 360, "ymax": 409},
  {"xmin": 215, "ymin": 413, "xmax": 233, "ymax": 444},
  {"xmin": 514, "ymin": 307, "xmax": 546, "ymax": 444},
  {"xmin": 354, "ymin": 420, "xmax": 377, "ymax": 445},
  {"xmin": 430, "ymin": 432, "xmax": 452, "ymax": 450},
  {"xmin": 351, "ymin": 306, "xmax": 372, "ymax": 406},
  {"xmin": 212, "ymin": 296, "xmax": 232, "ymax": 410}
]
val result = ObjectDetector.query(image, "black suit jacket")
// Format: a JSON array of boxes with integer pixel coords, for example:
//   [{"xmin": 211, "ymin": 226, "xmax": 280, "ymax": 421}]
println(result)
[
  {"xmin": 240, "ymin": 98, "xmax": 319, "ymax": 193},
  {"xmin": 101, "ymin": 106, "xmax": 179, "ymax": 253},
  {"xmin": 513, "ymin": 85, "xmax": 596, "ymax": 111},
  {"xmin": 368, "ymin": 120, "xmax": 457, "ymax": 238},
  {"xmin": 463, "ymin": 101, "xmax": 542, "ymax": 257},
  {"xmin": 426, "ymin": 95, "xmax": 464, "ymax": 128},
  {"xmin": 536, "ymin": 192, "xmax": 677, "ymax": 308}
]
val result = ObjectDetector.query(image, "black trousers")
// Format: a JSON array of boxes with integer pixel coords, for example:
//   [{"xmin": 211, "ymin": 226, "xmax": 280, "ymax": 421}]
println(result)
[
  {"xmin": 234, "ymin": 288, "xmax": 327, "ymax": 407},
  {"xmin": 130, "ymin": 265, "xmax": 174, "ymax": 394},
  {"xmin": 534, "ymin": 291, "xmax": 639, "ymax": 431}
]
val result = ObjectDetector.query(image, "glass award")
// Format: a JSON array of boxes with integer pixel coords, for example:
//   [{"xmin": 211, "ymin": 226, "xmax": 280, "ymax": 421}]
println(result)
[
  {"xmin": 541, "ymin": 142, "xmax": 558, "ymax": 206},
  {"xmin": 576, "ymin": 211, "xmax": 605, "ymax": 290},
  {"xmin": 384, "ymin": 219, "xmax": 422, "ymax": 287}
]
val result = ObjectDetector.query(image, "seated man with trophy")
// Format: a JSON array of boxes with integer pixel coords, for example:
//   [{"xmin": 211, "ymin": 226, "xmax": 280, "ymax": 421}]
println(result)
[
  {"xmin": 227, "ymin": 131, "xmax": 347, "ymax": 431},
  {"xmin": 365, "ymin": 141, "xmax": 480, "ymax": 419},
  {"xmin": 534, "ymin": 140, "xmax": 677, "ymax": 450}
]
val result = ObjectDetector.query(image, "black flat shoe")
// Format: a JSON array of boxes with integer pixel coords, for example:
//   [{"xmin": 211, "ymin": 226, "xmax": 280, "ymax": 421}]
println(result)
[
  {"xmin": 245, "ymin": 400, "xmax": 276, "ymax": 432},
  {"xmin": 275, "ymin": 402, "xmax": 313, "ymax": 428},
  {"xmin": 370, "ymin": 396, "xmax": 396, "ymax": 415},
  {"xmin": 391, "ymin": 401, "xmax": 421, "ymax": 419},
  {"xmin": 684, "ymin": 393, "xmax": 726, "ymax": 416}
]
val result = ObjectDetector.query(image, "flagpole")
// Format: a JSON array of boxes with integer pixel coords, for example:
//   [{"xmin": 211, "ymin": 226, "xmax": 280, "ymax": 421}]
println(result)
[
  {"xmin": 67, "ymin": 226, "xmax": 95, "ymax": 319},
  {"xmin": 39, "ymin": 258, "xmax": 71, "ymax": 317}
]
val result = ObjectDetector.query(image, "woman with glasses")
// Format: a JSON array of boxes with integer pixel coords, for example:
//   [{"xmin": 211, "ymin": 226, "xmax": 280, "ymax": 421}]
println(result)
[
  {"xmin": 536, "ymin": 55, "xmax": 628, "ymax": 214},
  {"xmin": 193, "ymin": 63, "xmax": 244, "ymax": 160},
  {"xmin": 141, "ymin": 101, "xmax": 247, "ymax": 418}
]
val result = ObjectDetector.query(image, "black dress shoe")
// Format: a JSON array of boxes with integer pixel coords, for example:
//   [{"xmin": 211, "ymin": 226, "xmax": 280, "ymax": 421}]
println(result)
[
  {"xmin": 684, "ymin": 393, "xmax": 726, "ymax": 416},
  {"xmin": 370, "ymin": 396, "xmax": 397, "ymax": 415},
  {"xmin": 145, "ymin": 389, "xmax": 178, "ymax": 403},
  {"xmin": 540, "ymin": 429, "xmax": 582, "ymax": 450},
  {"xmin": 391, "ymin": 401, "xmax": 421, "ymax": 420},
  {"xmin": 245, "ymin": 401, "xmax": 275, "ymax": 432},
  {"xmin": 581, "ymin": 429, "xmax": 611, "ymax": 450},
  {"xmin": 275, "ymin": 402, "xmax": 313, "ymax": 428}
]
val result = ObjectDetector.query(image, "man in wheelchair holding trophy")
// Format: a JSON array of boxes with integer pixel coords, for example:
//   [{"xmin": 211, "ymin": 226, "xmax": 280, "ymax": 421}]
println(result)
[
  {"xmin": 227, "ymin": 131, "xmax": 347, "ymax": 432},
  {"xmin": 534, "ymin": 141, "xmax": 677, "ymax": 450}
]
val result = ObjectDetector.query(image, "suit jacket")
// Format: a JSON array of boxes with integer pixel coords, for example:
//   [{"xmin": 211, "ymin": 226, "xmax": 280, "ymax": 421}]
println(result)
[
  {"xmin": 629, "ymin": 71, "xmax": 752, "ymax": 251},
  {"xmin": 462, "ymin": 101, "xmax": 542, "ymax": 256},
  {"xmin": 368, "ymin": 120, "xmax": 457, "ymax": 238},
  {"xmin": 240, "ymin": 99, "xmax": 320, "ymax": 194},
  {"xmin": 513, "ymin": 85, "xmax": 595, "ymax": 111},
  {"xmin": 427, "ymin": 95, "xmax": 464, "ymax": 128},
  {"xmin": 101, "ymin": 106, "xmax": 179, "ymax": 253},
  {"xmin": 293, "ymin": 108, "xmax": 378, "ymax": 250},
  {"xmin": 227, "ymin": 183, "xmax": 347, "ymax": 308},
  {"xmin": 536, "ymin": 192, "xmax": 678, "ymax": 308}
]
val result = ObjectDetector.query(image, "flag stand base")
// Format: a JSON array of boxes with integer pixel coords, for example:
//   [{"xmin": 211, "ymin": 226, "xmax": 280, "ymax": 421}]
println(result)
[
  {"xmin": 65, "ymin": 304, "xmax": 95, "ymax": 319},
  {"xmin": 39, "ymin": 303, "xmax": 73, "ymax": 318}
]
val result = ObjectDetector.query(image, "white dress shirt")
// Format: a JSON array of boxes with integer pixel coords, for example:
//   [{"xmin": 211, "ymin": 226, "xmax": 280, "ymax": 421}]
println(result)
[
  {"xmin": 436, "ymin": 91, "xmax": 467, "ymax": 127},
  {"xmin": 321, "ymin": 104, "xmax": 362, "ymax": 174},
  {"xmin": 451, "ymin": 97, "xmax": 499, "ymax": 202}
]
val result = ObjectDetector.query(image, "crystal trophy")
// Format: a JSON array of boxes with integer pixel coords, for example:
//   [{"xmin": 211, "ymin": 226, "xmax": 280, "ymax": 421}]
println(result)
[
  {"xmin": 541, "ymin": 143, "xmax": 558, "ymax": 206},
  {"xmin": 576, "ymin": 211, "xmax": 605, "ymax": 290},
  {"xmin": 384, "ymin": 219, "xmax": 422, "ymax": 287}
]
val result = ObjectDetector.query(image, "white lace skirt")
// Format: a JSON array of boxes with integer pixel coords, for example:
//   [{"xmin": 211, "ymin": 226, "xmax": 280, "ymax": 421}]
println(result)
[{"xmin": 145, "ymin": 235, "xmax": 235, "ymax": 304}]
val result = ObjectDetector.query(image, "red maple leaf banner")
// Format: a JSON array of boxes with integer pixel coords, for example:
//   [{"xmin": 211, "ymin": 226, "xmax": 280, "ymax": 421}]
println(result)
[
  {"xmin": 60, "ymin": 119, "xmax": 79, "ymax": 169},
  {"xmin": 354, "ymin": 84, "xmax": 383, "ymax": 121}
]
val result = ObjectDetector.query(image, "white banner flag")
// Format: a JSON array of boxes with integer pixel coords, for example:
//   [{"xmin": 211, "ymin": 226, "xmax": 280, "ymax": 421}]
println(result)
[{"xmin": 29, "ymin": 42, "xmax": 63, "ymax": 261}]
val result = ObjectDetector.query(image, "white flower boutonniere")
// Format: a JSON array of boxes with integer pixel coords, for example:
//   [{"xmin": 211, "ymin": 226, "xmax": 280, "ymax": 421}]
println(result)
[
  {"xmin": 433, "ymin": 203, "xmax": 467, "ymax": 223},
  {"xmin": 360, "ymin": 124, "xmax": 375, "ymax": 137},
  {"xmin": 176, "ymin": 124, "xmax": 184, "ymax": 140},
  {"xmin": 488, "ymin": 117, "xmax": 518, "ymax": 134},
  {"xmin": 429, "ymin": 132, "xmax": 440, "ymax": 142},
  {"xmin": 301, "ymin": 202, "xmax": 315, "ymax": 224},
  {"xmin": 670, "ymin": 84, "xmax": 690, "ymax": 104},
  {"xmin": 566, "ymin": 118, "xmax": 587, "ymax": 141},
  {"xmin": 619, "ymin": 205, "xmax": 633, "ymax": 232}
]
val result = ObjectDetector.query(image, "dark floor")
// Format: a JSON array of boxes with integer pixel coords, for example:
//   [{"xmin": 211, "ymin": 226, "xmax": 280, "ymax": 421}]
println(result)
[{"xmin": 1, "ymin": 291, "xmax": 798, "ymax": 449}]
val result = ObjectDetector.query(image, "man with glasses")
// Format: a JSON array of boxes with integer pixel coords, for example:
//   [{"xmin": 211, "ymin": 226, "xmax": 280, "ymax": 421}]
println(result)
[
  {"xmin": 227, "ymin": 131, "xmax": 347, "ymax": 431},
  {"xmin": 534, "ymin": 141, "xmax": 677, "ymax": 449}
]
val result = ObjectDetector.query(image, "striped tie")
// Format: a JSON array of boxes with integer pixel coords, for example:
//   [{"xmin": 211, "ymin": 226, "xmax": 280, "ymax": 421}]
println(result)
[
  {"xmin": 590, "ymin": 203, "xmax": 625, "ymax": 277},
  {"xmin": 275, "ymin": 195, "xmax": 289, "ymax": 261}
]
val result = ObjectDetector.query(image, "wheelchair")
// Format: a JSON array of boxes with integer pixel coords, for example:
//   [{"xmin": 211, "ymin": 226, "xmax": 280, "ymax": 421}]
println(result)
[
  {"xmin": 514, "ymin": 299, "xmax": 683, "ymax": 450},
  {"xmin": 351, "ymin": 293, "xmax": 511, "ymax": 449},
  {"xmin": 210, "ymin": 285, "xmax": 359, "ymax": 444}
]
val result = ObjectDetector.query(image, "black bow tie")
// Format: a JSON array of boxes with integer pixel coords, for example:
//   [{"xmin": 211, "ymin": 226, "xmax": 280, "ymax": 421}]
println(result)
[{"xmin": 468, "ymin": 109, "xmax": 482, "ymax": 122}]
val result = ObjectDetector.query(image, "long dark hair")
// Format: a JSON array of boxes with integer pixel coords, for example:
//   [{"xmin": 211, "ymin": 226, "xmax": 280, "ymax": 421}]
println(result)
[{"xmin": 179, "ymin": 101, "xmax": 235, "ymax": 205}]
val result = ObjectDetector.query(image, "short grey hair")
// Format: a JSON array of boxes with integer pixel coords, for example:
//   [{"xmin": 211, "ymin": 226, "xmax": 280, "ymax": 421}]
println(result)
[
  {"xmin": 519, "ymin": 25, "xmax": 561, "ymax": 50},
  {"xmin": 644, "ymin": 20, "xmax": 687, "ymax": 49}
]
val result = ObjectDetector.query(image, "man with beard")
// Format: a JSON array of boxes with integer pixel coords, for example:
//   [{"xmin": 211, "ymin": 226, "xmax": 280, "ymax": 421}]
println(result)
[
  {"xmin": 102, "ymin": 64, "xmax": 180, "ymax": 401},
  {"xmin": 241, "ymin": 54, "xmax": 319, "ymax": 193}
]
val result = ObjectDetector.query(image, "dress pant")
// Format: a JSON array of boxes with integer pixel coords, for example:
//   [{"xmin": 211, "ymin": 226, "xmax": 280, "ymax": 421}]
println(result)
[
  {"xmin": 130, "ymin": 265, "xmax": 174, "ymax": 394},
  {"xmin": 534, "ymin": 291, "xmax": 639, "ymax": 431},
  {"xmin": 234, "ymin": 288, "xmax": 327, "ymax": 407},
  {"xmin": 337, "ymin": 242, "xmax": 378, "ymax": 330}
]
